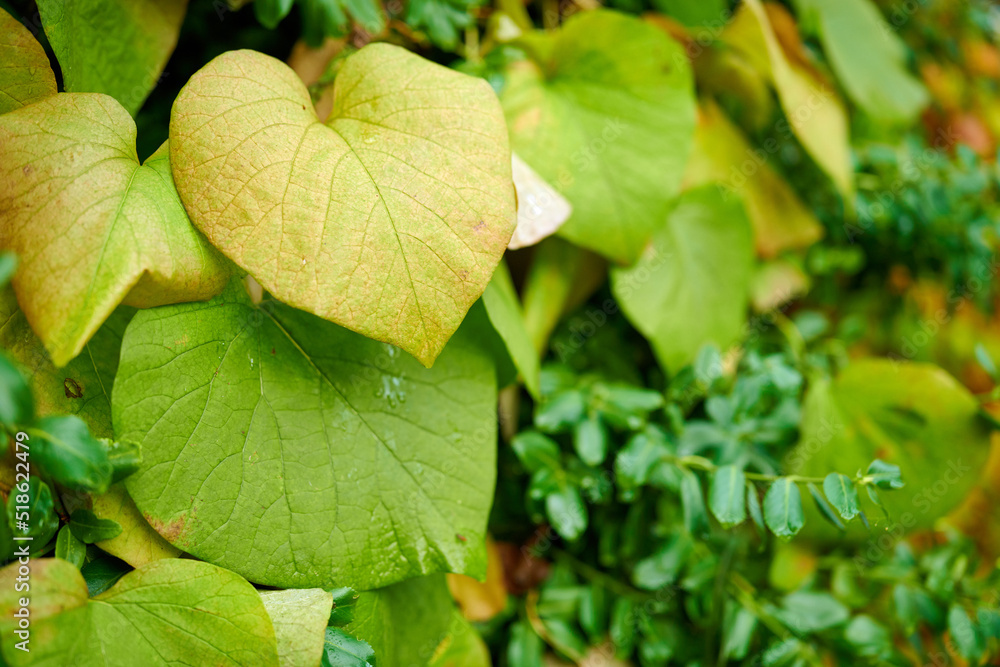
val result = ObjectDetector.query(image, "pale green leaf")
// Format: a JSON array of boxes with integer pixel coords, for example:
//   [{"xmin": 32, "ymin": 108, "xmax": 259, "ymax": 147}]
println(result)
[
  {"xmin": 0, "ymin": 95, "xmax": 229, "ymax": 367},
  {"xmin": 501, "ymin": 9, "xmax": 696, "ymax": 263},
  {"xmin": 680, "ymin": 470, "xmax": 708, "ymax": 535},
  {"xmin": 948, "ymin": 604, "xmax": 985, "ymax": 661},
  {"xmin": 260, "ymin": 588, "xmax": 334, "ymax": 667},
  {"xmin": 35, "ymin": 0, "xmax": 187, "ymax": 115},
  {"xmin": 611, "ymin": 186, "xmax": 753, "ymax": 373},
  {"xmin": 792, "ymin": 0, "xmax": 929, "ymax": 123},
  {"xmin": 169, "ymin": 44, "xmax": 516, "ymax": 367},
  {"xmin": 113, "ymin": 281, "xmax": 497, "ymax": 589},
  {"xmin": 0, "ymin": 558, "xmax": 280, "ymax": 666},
  {"xmin": 709, "ymin": 465, "xmax": 746, "ymax": 528},
  {"xmin": 482, "ymin": 261, "xmax": 541, "ymax": 397},
  {"xmin": 0, "ymin": 7, "xmax": 56, "ymax": 113},
  {"xmin": 789, "ymin": 360, "xmax": 991, "ymax": 539},
  {"xmin": 763, "ymin": 478, "xmax": 804, "ymax": 539},
  {"xmin": 822, "ymin": 473, "xmax": 860, "ymax": 521}
]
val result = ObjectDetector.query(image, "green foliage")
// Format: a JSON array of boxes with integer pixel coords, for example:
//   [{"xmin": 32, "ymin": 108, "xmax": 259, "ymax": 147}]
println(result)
[{"xmin": 0, "ymin": 0, "xmax": 998, "ymax": 664}]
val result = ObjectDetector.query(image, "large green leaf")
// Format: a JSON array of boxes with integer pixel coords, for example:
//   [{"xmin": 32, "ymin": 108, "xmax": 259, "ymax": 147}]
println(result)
[
  {"xmin": 35, "ymin": 0, "xmax": 188, "ymax": 115},
  {"xmin": 169, "ymin": 45, "xmax": 516, "ymax": 367},
  {"xmin": 792, "ymin": 0, "xmax": 928, "ymax": 123},
  {"xmin": 260, "ymin": 589, "xmax": 334, "ymax": 667},
  {"xmin": 0, "ymin": 558, "xmax": 280, "ymax": 666},
  {"xmin": 501, "ymin": 9, "xmax": 696, "ymax": 264},
  {"xmin": 0, "ymin": 95, "xmax": 229, "ymax": 367},
  {"xmin": 345, "ymin": 574, "xmax": 455, "ymax": 665},
  {"xmin": 113, "ymin": 281, "xmax": 498, "ymax": 589},
  {"xmin": 0, "ymin": 8, "xmax": 56, "ymax": 114},
  {"xmin": 611, "ymin": 186, "xmax": 753, "ymax": 373},
  {"xmin": 0, "ymin": 287, "xmax": 180, "ymax": 567},
  {"xmin": 789, "ymin": 360, "xmax": 992, "ymax": 539}
]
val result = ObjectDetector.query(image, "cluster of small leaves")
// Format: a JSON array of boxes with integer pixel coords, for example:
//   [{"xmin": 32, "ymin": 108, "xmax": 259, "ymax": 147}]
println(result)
[
  {"xmin": 489, "ymin": 331, "xmax": 1000, "ymax": 665},
  {"xmin": 512, "ymin": 343, "xmax": 901, "ymax": 547},
  {"xmin": 251, "ymin": 0, "xmax": 482, "ymax": 49},
  {"xmin": 844, "ymin": 138, "xmax": 1000, "ymax": 307}
]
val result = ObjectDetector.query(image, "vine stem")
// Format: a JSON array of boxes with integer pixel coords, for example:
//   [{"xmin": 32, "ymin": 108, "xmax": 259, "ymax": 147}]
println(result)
[
  {"xmin": 669, "ymin": 454, "xmax": 881, "ymax": 488},
  {"xmin": 525, "ymin": 589, "xmax": 585, "ymax": 664}
]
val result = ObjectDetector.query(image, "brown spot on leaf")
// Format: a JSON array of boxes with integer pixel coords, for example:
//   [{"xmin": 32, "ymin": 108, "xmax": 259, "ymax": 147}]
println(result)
[
  {"xmin": 473, "ymin": 220, "xmax": 485, "ymax": 232},
  {"xmin": 22, "ymin": 165, "xmax": 32, "ymax": 176},
  {"xmin": 144, "ymin": 511, "xmax": 192, "ymax": 547},
  {"xmin": 63, "ymin": 378, "xmax": 83, "ymax": 399}
]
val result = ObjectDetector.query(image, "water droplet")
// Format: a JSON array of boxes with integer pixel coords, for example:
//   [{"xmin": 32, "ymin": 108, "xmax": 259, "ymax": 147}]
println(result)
[{"xmin": 375, "ymin": 375, "xmax": 406, "ymax": 407}]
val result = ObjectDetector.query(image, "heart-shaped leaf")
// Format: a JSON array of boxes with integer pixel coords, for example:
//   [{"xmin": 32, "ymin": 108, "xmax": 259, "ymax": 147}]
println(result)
[
  {"xmin": 0, "ymin": 558, "xmax": 280, "ymax": 666},
  {"xmin": 611, "ymin": 186, "xmax": 753, "ymax": 373},
  {"xmin": 113, "ymin": 281, "xmax": 498, "ymax": 589},
  {"xmin": 35, "ymin": 0, "xmax": 187, "ymax": 115},
  {"xmin": 501, "ymin": 10, "xmax": 696, "ymax": 264},
  {"xmin": 0, "ymin": 7, "xmax": 56, "ymax": 114},
  {"xmin": 169, "ymin": 44, "xmax": 516, "ymax": 366},
  {"xmin": 0, "ymin": 94, "xmax": 230, "ymax": 367}
]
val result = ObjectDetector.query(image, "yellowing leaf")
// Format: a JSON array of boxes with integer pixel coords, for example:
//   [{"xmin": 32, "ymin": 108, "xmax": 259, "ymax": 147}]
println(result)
[
  {"xmin": 0, "ymin": 8, "xmax": 56, "ymax": 114},
  {"xmin": 502, "ymin": 10, "xmax": 696, "ymax": 264},
  {"xmin": 169, "ymin": 45, "xmax": 516, "ymax": 367},
  {"xmin": 91, "ymin": 484, "xmax": 181, "ymax": 567},
  {"xmin": 35, "ymin": 0, "xmax": 188, "ymax": 115},
  {"xmin": 0, "ymin": 559, "xmax": 280, "ymax": 666},
  {"xmin": 684, "ymin": 101, "xmax": 823, "ymax": 257},
  {"xmin": 260, "ymin": 589, "xmax": 334, "ymax": 667},
  {"xmin": 722, "ymin": 0, "xmax": 852, "ymax": 198},
  {"xmin": 0, "ymin": 289, "xmax": 181, "ymax": 567},
  {"xmin": 0, "ymin": 94, "xmax": 229, "ymax": 367}
]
